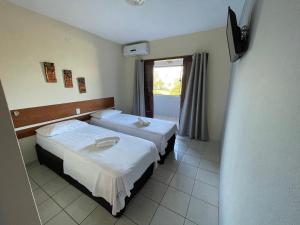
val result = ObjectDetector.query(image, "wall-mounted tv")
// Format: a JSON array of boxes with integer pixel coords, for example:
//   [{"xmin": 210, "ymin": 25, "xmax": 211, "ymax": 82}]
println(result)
[{"xmin": 226, "ymin": 7, "xmax": 249, "ymax": 62}]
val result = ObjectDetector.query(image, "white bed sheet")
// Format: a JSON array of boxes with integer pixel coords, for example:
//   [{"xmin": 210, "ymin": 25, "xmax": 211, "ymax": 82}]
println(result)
[
  {"xmin": 36, "ymin": 124, "xmax": 159, "ymax": 215},
  {"xmin": 90, "ymin": 114, "xmax": 178, "ymax": 155}
]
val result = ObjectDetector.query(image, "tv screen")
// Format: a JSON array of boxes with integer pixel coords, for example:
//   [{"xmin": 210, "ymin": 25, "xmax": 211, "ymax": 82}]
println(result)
[{"xmin": 226, "ymin": 7, "xmax": 243, "ymax": 62}]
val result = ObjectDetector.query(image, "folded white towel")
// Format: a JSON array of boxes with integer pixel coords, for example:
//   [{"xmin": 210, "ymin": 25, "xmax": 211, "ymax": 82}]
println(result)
[
  {"xmin": 136, "ymin": 117, "xmax": 151, "ymax": 127},
  {"xmin": 95, "ymin": 137, "xmax": 120, "ymax": 148}
]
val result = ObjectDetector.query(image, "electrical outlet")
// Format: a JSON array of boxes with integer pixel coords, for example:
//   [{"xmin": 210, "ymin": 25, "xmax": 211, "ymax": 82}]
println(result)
[{"xmin": 76, "ymin": 108, "xmax": 80, "ymax": 115}]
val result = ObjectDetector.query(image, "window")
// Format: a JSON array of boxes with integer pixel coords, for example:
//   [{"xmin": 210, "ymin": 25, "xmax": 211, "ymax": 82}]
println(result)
[{"xmin": 153, "ymin": 59, "xmax": 183, "ymax": 96}]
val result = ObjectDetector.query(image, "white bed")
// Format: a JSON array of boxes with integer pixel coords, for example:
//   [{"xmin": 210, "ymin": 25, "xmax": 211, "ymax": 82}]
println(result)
[
  {"xmin": 36, "ymin": 121, "xmax": 159, "ymax": 215},
  {"xmin": 90, "ymin": 113, "xmax": 178, "ymax": 156}
]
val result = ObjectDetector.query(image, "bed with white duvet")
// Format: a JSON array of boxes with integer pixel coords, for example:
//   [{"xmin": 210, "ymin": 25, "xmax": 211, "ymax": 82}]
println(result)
[
  {"xmin": 90, "ymin": 109, "xmax": 178, "ymax": 161},
  {"xmin": 35, "ymin": 120, "xmax": 160, "ymax": 216}
]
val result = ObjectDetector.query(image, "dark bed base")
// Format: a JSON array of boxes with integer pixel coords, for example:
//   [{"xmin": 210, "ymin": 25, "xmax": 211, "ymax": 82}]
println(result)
[
  {"xmin": 158, "ymin": 134, "xmax": 176, "ymax": 164},
  {"xmin": 35, "ymin": 144, "xmax": 154, "ymax": 217}
]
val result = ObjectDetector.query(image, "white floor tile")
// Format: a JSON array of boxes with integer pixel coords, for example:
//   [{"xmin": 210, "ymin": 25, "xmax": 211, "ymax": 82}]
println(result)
[
  {"xmin": 174, "ymin": 141, "xmax": 189, "ymax": 153},
  {"xmin": 37, "ymin": 198, "xmax": 61, "ymax": 224},
  {"xmin": 184, "ymin": 219, "xmax": 198, "ymax": 225},
  {"xmin": 140, "ymin": 179, "xmax": 168, "ymax": 203},
  {"xmin": 202, "ymin": 153, "xmax": 220, "ymax": 163},
  {"xmin": 33, "ymin": 188, "xmax": 50, "ymax": 205},
  {"xmin": 45, "ymin": 211, "xmax": 77, "ymax": 225},
  {"xmin": 28, "ymin": 165, "xmax": 57, "ymax": 186},
  {"xmin": 115, "ymin": 216, "xmax": 137, "ymax": 225},
  {"xmin": 152, "ymin": 167, "xmax": 174, "ymax": 185},
  {"xmin": 199, "ymin": 159, "xmax": 219, "ymax": 174},
  {"xmin": 168, "ymin": 151, "xmax": 184, "ymax": 161},
  {"xmin": 26, "ymin": 161, "xmax": 40, "ymax": 170},
  {"xmin": 182, "ymin": 155, "xmax": 200, "ymax": 167},
  {"xmin": 175, "ymin": 138, "xmax": 190, "ymax": 145},
  {"xmin": 192, "ymin": 181, "xmax": 219, "ymax": 206},
  {"xmin": 196, "ymin": 169, "xmax": 219, "ymax": 187},
  {"xmin": 184, "ymin": 150, "xmax": 203, "ymax": 159},
  {"xmin": 170, "ymin": 174, "xmax": 194, "ymax": 194},
  {"xmin": 29, "ymin": 178, "xmax": 39, "ymax": 191},
  {"xmin": 52, "ymin": 185, "xmax": 82, "ymax": 208},
  {"xmin": 124, "ymin": 194, "xmax": 158, "ymax": 225},
  {"xmin": 150, "ymin": 206, "xmax": 185, "ymax": 225},
  {"xmin": 177, "ymin": 163, "xmax": 198, "ymax": 179},
  {"xmin": 42, "ymin": 176, "xmax": 69, "ymax": 196},
  {"xmin": 160, "ymin": 158, "xmax": 181, "ymax": 172},
  {"xmin": 161, "ymin": 187, "xmax": 190, "ymax": 216},
  {"xmin": 201, "ymin": 143, "xmax": 220, "ymax": 163},
  {"xmin": 176, "ymin": 135, "xmax": 191, "ymax": 142},
  {"xmin": 189, "ymin": 140, "xmax": 207, "ymax": 152},
  {"xmin": 187, "ymin": 197, "xmax": 218, "ymax": 225},
  {"xmin": 65, "ymin": 195, "xmax": 98, "ymax": 223},
  {"xmin": 81, "ymin": 206, "xmax": 117, "ymax": 225}
]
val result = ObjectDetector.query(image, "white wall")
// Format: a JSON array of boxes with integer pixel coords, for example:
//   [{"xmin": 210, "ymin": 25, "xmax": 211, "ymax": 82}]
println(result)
[
  {"xmin": 0, "ymin": 81, "xmax": 41, "ymax": 225},
  {"xmin": 220, "ymin": 0, "xmax": 300, "ymax": 225},
  {"xmin": 121, "ymin": 28, "xmax": 231, "ymax": 141},
  {"xmin": 0, "ymin": 0, "xmax": 124, "ymax": 163}
]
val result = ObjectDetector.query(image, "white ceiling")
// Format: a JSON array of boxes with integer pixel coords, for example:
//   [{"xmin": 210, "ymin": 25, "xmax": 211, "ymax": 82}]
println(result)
[{"xmin": 8, "ymin": 0, "xmax": 246, "ymax": 44}]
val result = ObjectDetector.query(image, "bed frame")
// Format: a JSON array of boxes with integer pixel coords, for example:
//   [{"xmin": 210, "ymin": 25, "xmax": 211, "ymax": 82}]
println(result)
[
  {"xmin": 158, "ymin": 134, "xmax": 176, "ymax": 164},
  {"xmin": 36, "ymin": 144, "xmax": 154, "ymax": 217}
]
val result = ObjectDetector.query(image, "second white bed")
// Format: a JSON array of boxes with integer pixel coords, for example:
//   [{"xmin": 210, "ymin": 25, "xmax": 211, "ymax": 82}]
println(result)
[{"xmin": 90, "ymin": 113, "xmax": 178, "ymax": 156}]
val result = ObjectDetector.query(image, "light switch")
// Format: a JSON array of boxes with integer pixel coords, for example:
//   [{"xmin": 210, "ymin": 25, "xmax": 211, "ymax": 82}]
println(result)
[{"xmin": 76, "ymin": 108, "xmax": 80, "ymax": 115}]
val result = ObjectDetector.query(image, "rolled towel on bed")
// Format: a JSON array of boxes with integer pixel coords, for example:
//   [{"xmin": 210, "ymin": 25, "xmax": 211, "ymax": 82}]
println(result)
[
  {"xmin": 136, "ymin": 117, "xmax": 151, "ymax": 127},
  {"xmin": 95, "ymin": 137, "xmax": 120, "ymax": 148}
]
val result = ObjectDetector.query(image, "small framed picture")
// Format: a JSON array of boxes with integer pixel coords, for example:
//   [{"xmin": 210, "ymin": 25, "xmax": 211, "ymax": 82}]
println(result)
[
  {"xmin": 63, "ymin": 70, "xmax": 73, "ymax": 88},
  {"xmin": 43, "ymin": 62, "xmax": 57, "ymax": 83},
  {"xmin": 77, "ymin": 77, "xmax": 86, "ymax": 93}
]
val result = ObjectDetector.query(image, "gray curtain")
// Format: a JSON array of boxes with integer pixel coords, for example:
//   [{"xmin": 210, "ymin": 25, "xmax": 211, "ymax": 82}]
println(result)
[
  {"xmin": 179, "ymin": 53, "xmax": 209, "ymax": 141},
  {"xmin": 132, "ymin": 60, "xmax": 146, "ymax": 116}
]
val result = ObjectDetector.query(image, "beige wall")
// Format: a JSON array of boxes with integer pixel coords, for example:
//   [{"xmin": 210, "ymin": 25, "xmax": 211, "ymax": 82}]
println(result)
[
  {"xmin": 220, "ymin": 0, "xmax": 300, "ymax": 224},
  {"xmin": 0, "ymin": 0, "xmax": 124, "ymax": 110},
  {"xmin": 0, "ymin": 0, "xmax": 124, "ymax": 163},
  {"xmin": 121, "ymin": 28, "xmax": 231, "ymax": 141},
  {"xmin": 0, "ymin": 81, "xmax": 41, "ymax": 225}
]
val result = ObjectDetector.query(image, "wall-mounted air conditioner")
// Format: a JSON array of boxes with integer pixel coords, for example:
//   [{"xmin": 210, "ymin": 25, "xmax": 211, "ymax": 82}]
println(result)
[{"xmin": 123, "ymin": 42, "xmax": 150, "ymax": 56}]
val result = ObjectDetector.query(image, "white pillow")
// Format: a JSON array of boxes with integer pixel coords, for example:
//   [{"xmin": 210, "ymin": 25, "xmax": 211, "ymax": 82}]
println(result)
[
  {"xmin": 91, "ymin": 109, "xmax": 122, "ymax": 119},
  {"xmin": 36, "ymin": 119, "xmax": 88, "ymax": 137}
]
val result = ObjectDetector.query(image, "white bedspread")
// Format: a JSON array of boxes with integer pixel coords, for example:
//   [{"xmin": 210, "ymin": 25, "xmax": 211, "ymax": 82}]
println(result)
[
  {"xmin": 36, "ymin": 124, "xmax": 159, "ymax": 215},
  {"xmin": 90, "ymin": 114, "xmax": 178, "ymax": 155}
]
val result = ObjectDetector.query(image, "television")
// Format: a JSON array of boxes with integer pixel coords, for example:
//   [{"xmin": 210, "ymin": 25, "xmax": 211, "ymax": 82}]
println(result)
[{"xmin": 226, "ymin": 7, "xmax": 248, "ymax": 62}]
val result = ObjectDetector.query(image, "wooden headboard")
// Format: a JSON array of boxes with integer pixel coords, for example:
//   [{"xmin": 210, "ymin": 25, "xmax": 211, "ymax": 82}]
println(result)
[{"xmin": 11, "ymin": 97, "xmax": 114, "ymax": 139}]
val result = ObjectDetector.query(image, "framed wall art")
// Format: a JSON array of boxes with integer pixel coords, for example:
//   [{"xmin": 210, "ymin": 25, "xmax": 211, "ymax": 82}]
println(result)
[
  {"xmin": 77, "ymin": 77, "xmax": 86, "ymax": 93},
  {"xmin": 63, "ymin": 70, "xmax": 73, "ymax": 88},
  {"xmin": 43, "ymin": 62, "xmax": 57, "ymax": 83}
]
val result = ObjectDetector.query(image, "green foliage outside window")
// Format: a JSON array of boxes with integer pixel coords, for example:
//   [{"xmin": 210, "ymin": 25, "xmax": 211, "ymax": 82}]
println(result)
[{"xmin": 153, "ymin": 66, "xmax": 182, "ymax": 96}]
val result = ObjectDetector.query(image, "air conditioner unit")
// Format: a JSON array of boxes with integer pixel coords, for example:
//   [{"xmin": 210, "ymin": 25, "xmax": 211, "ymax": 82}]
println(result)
[{"xmin": 123, "ymin": 42, "xmax": 149, "ymax": 56}]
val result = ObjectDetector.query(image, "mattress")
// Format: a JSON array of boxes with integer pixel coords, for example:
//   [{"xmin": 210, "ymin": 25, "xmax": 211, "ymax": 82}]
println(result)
[
  {"xmin": 36, "ymin": 124, "xmax": 159, "ymax": 215},
  {"xmin": 90, "ymin": 114, "xmax": 178, "ymax": 155}
]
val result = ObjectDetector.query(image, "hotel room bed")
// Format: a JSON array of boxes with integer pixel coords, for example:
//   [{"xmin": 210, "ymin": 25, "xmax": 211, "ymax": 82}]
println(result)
[
  {"xmin": 90, "ymin": 111, "xmax": 178, "ymax": 163},
  {"xmin": 35, "ymin": 120, "xmax": 160, "ymax": 216}
]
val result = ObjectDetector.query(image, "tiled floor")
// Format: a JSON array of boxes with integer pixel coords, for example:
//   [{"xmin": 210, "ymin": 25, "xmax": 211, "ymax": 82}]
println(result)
[{"xmin": 26, "ymin": 136, "xmax": 220, "ymax": 225}]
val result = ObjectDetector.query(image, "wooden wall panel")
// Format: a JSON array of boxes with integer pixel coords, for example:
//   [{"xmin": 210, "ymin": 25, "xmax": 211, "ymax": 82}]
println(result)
[
  {"xmin": 10, "ymin": 97, "xmax": 114, "ymax": 139},
  {"xmin": 15, "ymin": 114, "xmax": 91, "ymax": 139},
  {"xmin": 11, "ymin": 97, "xmax": 114, "ymax": 128}
]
